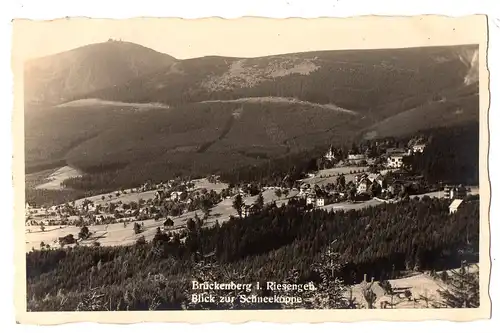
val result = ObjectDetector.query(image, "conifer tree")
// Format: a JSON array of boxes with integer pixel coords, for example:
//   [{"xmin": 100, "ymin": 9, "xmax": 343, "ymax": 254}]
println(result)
[
  {"xmin": 361, "ymin": 279, "xmax": 377, "ymax": 309},
  {"xmin": 305, "ymin": 244, "xmax": 349, "ymax": 309},
  {"xmin": 255, "ymin": 193, "xmax": 264, "ymax": 210},
  {"xmin": 232, "ymin": 194, "xmax": 244, "ymax": 218}
]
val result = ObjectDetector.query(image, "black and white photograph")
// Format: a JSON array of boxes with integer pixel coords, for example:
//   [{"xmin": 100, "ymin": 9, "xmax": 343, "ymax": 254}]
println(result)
[{"xmin": 12, "ymin": 15, "xmax": 490, "ymax": 323}]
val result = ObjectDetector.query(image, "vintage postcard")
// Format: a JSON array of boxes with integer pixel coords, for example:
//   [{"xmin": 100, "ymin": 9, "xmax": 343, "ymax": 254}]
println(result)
[{"xmin": 12, "ymin": 15, "xmax": 490, "ymax": 324}]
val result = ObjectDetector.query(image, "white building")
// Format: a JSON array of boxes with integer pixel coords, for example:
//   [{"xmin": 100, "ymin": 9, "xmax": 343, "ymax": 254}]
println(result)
[
  {"xmin": 367, "ymin": 173, "xmax": 383, "ymax": 185},
  {"xmin": 306, "ymin": 196, "xmax": 316, "ymax": 206},
  {"xmin": 348, "ymin": 154, "xmax": 366, "ymax": 161},
  {"xmin": 170, "ymin": 191, "xmax": 183, "ymax": 201},
  {"xmin": 316, "ymin": 198, "xmax": 325, "ymax": 207},
  {"xmin": 347, "ymin": 154, "xmax": 367, "ymax": 165},
  {"xmin": 387, "ymin": 155, "xmax": 404, "ymax": 168},
  {"xmin": 324, "ymin": 146, "xmax": 335, "ymax": 161},
  {"xmin": 357, "ymin": 178, "xmax": 372, "ymax": 194},
  {"xmin": 299, "ymin": 184, "xmax": 311, "ymax": 197},
  {"xmin": 449, "ymin": 199, "xmax": 464, "ymax": 214}
]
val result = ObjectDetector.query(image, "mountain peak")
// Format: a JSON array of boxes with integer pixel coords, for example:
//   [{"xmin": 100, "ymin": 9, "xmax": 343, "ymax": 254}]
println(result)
[{"xmin": 24, "ymin": 41, "xmax": 176, "ymax": 106}]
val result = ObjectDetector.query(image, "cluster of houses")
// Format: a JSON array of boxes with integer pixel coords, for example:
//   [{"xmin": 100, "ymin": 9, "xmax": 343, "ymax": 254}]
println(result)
[
  {"xmin": 325, "ymin": 147, "xmax": 369, "ymax": 166},
  {"xmin": 25, "ymin": 202, "xmax": 72, "ymax": 226},
  {"xmin": 139, "ymin": 178, "xmax": 184, "ymax": 193},
  {"xmin": 324, "ymin": 141, "xmax": 427, "ymax": 170},
  {"xmin": 26, "ymin": 134, "xmax": 476, "ymax": 233},
  {"xmin": 25, "ymin": 174, "xmax": 234, "ymax": 231},
  {"xmin": 155, "ymin": 189, "xmax": 186, "ymax": 203},
  {"xmin": 298, "ymin": 168, "xmax": 428, "ymax": 208},
  {"xmin": 385, "ymin": 148, "xmax": 406, "ymax": 168},
  {"xmin": 384, "ymin": 144, "xmax": 424, "ymax": 168},
  {"xmin": 297, "ymin": 184, "xmax": 339, "ymax": 208},
  {"xmin": 297, "ymin": 139, "xmax": 434, "ymax": 209}
]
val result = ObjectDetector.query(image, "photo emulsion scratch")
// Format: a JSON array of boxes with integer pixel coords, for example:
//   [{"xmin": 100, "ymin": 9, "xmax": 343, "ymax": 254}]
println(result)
[{"xmin": 11, "ymin": 15, "xmax": 491, "ymax": 324}]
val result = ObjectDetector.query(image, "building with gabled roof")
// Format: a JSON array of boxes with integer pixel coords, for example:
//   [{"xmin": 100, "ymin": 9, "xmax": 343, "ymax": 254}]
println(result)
[
  {"xmin": 367, "ymin": 173, "xmax": 383, "ymax": 184},
  {"xmin": 357, "ymin": 178, "xmax": 372, "ymax": 194},
  {"xmin": 387, "ymin": 155, "xmax": 405, "ymax": 168},
  {"xmin": 412, "ymin": 143, "xmax": 427, "ymax": 153}
]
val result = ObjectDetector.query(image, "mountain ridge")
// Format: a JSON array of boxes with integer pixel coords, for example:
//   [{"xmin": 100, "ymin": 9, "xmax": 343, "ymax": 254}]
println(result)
[{"xmin": 74, "ymin": 44, "xmax": 478, "ymax": 112}]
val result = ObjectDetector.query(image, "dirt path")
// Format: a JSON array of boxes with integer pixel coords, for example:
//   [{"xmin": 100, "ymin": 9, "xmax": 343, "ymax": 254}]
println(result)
[
  {"xmin": 199, "ymin": 97, "xmax": 358, "ymax": 115},
  {"xmin": 56, "ymin": 98, "xmax": 169, "ymax": 110}
]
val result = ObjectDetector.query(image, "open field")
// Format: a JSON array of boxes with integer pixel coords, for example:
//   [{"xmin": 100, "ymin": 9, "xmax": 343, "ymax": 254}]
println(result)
[
  {"xmin": 301, "ymin": 166, "xmax": 369, "ymax": 186},
  {"xmin": 71, "ymin": 178, "xmax": 230, "ymax": 207},
  {"xmin": 242, "ymin": 188, "xmax": 300, "ymax": 209},
  {"xmin": 26, "ymin": 218, "xmax": 163, "ymax": 252},
  {"xmin": 25, "ymin": 168, "xmax": 58, "ymax": 189},
  {"xmin": 191, "ymin": 178, "xmax": 229, "ymax": 193},
  {"xmin": 73, "ymin": 189, "xmax": 157, "ymax": 206},
  {"xmin": 322, "ymin": 199, "xmax": 383, "ymax": 212}
]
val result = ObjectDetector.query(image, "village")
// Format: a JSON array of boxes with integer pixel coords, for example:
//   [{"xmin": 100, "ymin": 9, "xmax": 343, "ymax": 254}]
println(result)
[{"xmin": 24, "ymin": 136, "xmax": 478, "ymax": 252}]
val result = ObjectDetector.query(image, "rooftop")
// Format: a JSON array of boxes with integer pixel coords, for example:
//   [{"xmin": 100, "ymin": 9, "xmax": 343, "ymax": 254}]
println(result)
[{"xmin": 449, "ymin": 199, "xmax": 464, "ymax": 210}]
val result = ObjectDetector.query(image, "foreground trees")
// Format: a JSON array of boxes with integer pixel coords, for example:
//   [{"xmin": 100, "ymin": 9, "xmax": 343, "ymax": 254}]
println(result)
[{"xmin": 437, "ymin": 263, "xmax": 480, "ymax": 308}]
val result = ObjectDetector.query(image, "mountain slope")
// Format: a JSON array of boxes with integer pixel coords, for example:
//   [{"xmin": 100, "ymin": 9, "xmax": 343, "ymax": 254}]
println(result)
[
  {"xmin": 24, "ymin": 40, "xmax": 176, "ymax": 106},
  {"xmin": 362, "ymin": 83, "xmax": 479, "ymax": 139}
]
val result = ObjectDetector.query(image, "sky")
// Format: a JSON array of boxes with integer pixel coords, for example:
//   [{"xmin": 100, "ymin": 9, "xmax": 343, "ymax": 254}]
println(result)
[{"xmin": 12, "ymin": 16, "xmax": 484, "ymax": 61}]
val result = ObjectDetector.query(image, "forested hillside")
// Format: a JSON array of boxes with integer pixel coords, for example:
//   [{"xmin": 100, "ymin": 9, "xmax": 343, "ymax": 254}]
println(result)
[{"xmin": 409, "ymin": 122, "xmax": 480, "ymax": 185}]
